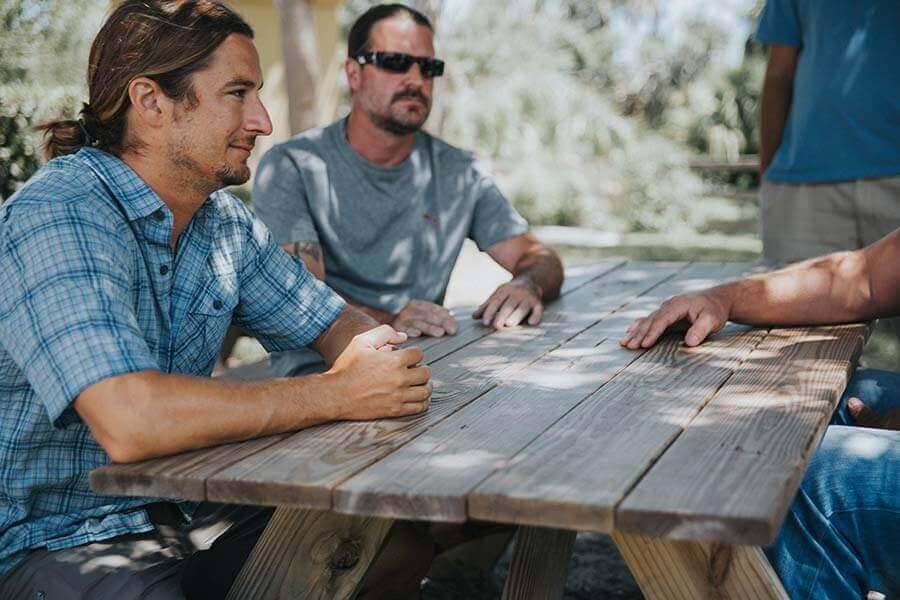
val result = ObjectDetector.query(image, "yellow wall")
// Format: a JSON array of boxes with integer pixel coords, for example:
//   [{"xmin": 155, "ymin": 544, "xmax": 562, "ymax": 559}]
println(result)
[{"xmin": 232, "ymin": 0, "xmax": 343, "ymax": 162}]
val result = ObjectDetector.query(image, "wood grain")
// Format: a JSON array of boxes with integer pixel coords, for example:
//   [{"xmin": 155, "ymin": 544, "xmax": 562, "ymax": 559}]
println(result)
[
  {"xmin": 612, "ymin": 531, "xmax": 787, "ymax": 599},
  {"xmin": 226, "ymin": 507, "xmax": 392, "ymax": 600},
  {"xmin": 615, "ymin": 324, "xmax": 866, "ymax": 545},
  {"xmin": 90, "ymin": 434, "xmax": 289, "ymax": 500},
  {"xmin": 199, "ymin": 262, "xmax": 686, "ymax": 509},
  {"xmin": 333, "ymin": 264, "xmax": 751, "ymax": 522},
  {"xmin": 501, "ymin": 527, "xmax": 577, "ymax": 600},
  {"xmin": 412, "ymin": 261, "xmax": 626, "ymax": 361},
  {"xmin": 468, "ymin": 324, "xmax": 769, "ymax": 533}
]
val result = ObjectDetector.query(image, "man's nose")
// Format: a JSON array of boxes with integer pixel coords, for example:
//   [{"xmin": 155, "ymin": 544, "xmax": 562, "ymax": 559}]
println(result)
[
  {"xmin": 247, "ymin": 96, "xmax": 273, "ymax": 136},
  {"xmin": 404, "ymin": 62, "xmax": 426, "ymax": 86}
]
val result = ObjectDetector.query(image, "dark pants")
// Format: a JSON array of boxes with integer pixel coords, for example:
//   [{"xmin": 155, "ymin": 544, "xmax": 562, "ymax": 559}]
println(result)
[{"xmin": 0, "ymin": 502, "xmax": 272, "ymax": 600}]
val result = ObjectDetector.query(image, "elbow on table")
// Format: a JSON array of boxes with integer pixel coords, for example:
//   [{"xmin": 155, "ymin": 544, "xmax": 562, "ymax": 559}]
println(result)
[{"xmin": 75, "ymin": 371, "xmax": 161, "ymax": 464}]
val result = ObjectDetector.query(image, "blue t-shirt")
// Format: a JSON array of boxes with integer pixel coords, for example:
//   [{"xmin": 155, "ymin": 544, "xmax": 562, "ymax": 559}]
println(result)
[{"xmin": 756, "ymin": 0, "xmax": 900, "ymax": 183}]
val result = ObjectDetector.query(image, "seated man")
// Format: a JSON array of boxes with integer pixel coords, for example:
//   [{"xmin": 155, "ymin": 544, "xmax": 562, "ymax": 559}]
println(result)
[
  {"xmin": 253, "ymin": 3, "xmax": 564, "ymax": 377},
  {"xmin": 620, "ymin": 232, "xmax": 900, "ymax": 598},
  {"xmin": 0, "ymin": 2, "xmax": 432, "ymax": 598}
]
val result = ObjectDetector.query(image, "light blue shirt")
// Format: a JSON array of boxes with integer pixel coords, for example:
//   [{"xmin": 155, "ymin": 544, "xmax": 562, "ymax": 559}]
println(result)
[
  {"xmin": 756, "ymin": 0, "xmax": 900, "ymax": 183},
  {"xmin": 0, "ymin": 148, "xmax": 344, "ymax": 575}
]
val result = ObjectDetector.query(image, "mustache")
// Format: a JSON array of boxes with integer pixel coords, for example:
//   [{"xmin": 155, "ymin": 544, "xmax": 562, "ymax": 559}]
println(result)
[
  {"xmin": 229, "ymin": 137, "xmax": 257, "ymax": 149},
  {"xmin": 391, "ymin": 88, "xmax": 429, "ymax": 104}
]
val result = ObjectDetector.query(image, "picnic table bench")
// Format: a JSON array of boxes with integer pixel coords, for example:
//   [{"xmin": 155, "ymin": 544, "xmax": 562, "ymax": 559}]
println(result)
[{"xmin": 91, "ymin": 261, "xmax": 866, "ymax": 599}]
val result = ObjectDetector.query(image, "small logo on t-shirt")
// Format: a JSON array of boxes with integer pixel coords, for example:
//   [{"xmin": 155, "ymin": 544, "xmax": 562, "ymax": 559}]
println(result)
[{"xmin": 423, "ymin": 212, "xmax": 439, "ymax": 226}]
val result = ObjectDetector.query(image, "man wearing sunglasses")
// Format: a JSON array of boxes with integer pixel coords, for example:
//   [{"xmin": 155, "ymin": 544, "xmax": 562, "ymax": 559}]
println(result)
[{"xmin": 254, "ymin": 3, "xmax": 564, "ymax": 381}]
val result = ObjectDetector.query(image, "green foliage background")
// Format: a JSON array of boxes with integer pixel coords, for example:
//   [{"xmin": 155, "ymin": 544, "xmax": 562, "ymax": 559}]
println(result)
[
  {"xmin": 0, "ymin": 0, "xmax": 104, "ymax": 198},
  {"xmin": 3, "ymin": 0, "xmax": 764, "ymax": 237}
]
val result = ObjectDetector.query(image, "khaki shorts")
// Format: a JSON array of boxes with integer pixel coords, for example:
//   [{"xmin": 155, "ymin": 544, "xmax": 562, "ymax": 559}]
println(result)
[
  {"xmin": 0, "ymin": 503, "xmax": 272, "ymax": 600},
  {"xmin": 760, "ymin": 176, "xmax": 900, "ymax": 266}
]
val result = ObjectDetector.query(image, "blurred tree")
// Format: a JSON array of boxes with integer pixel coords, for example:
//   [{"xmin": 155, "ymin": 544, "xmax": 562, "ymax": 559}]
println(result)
[{"xmin": 1, "ymin": 0, "xmax": 103, "ymax": 199}]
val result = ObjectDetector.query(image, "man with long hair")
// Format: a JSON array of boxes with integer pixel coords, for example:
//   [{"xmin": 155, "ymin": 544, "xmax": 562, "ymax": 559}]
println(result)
[{"xmin": 0, "ymin": 2, "xmax": 433, "ymax": 597}]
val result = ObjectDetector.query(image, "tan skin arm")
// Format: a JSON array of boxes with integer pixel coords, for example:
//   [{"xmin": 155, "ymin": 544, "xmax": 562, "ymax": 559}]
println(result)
[
  {"xmin": 620, "ymin": 229, "xmax": 900, "ymax": 350},
  {"xmin": 759, "ymin": 44, "xmax": 799, "ymax": 174},
  {"xmin": 75, "ymin": 307, "xmax": 432, "ymax": 463},
  {"xmin": 473, "ymin": 232, "xmax": 564, "ymax": 329}
]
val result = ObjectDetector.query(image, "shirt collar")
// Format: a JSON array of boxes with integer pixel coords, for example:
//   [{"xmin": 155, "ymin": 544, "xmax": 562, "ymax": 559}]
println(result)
[{"xmin": 77, "ymin": 147, "xmax": 167, "ymax": 222}]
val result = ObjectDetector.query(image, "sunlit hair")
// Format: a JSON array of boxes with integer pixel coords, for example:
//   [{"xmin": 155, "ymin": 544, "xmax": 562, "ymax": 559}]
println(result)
[
  {"xmin": 347, "ymin": 3, "xmax": 433, "ymax": 58},
  {"xmin": 37, "ymin": 0, "xmax": 253, "ymax": 160}
]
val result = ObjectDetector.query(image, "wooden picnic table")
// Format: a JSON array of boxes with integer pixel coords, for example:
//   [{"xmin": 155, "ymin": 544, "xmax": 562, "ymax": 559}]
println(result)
[{"xmin": 91, "ymin": 261, "xmax": 866, "ymax": 599}]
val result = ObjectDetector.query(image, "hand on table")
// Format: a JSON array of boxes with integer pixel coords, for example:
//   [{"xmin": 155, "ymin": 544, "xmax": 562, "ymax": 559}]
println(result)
[
  {"xmin": 473, "ymin": 278, "xmax": 544, "ymax": 329},
  {"xmin": 392, "ymin": 300, "xmax": 458, "ymax": 338},
  {"xmin": 619, "ymin": 290, "xmax": 731, "ymax": 350},
  {"xmin": 848, "ymin": 398, "xmax": 900, "ymax": 431},
  {"xmin": 327, "ymin": 324, "xmax": 432, "ymax": 419}
]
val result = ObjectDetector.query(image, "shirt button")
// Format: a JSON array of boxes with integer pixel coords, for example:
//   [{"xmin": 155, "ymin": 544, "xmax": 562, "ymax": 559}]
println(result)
[
  {"xmin": 212, "ymin": 299, "xmax": 223, "ymax": 310},
  {"xmin": 159, "ymin": 265, "xmax": 169, "ymax": 275},
  {"xmin": 153, "ymin": 209, "xmax": 165, "ymax": 221}
]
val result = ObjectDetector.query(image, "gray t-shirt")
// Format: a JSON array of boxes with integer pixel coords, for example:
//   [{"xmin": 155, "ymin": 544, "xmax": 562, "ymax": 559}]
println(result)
[{"xmin": 253, "ymin": 119, "xmax": 528, "ymax": 375}]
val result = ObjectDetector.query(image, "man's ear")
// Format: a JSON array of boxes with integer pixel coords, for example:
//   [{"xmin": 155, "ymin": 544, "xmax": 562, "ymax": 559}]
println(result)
[
  {"xmin": 345, "ymin": 58, "xmax": 362, "ymax": 94},
  {"xmin": 127, "ymin": 76, "xmax": 172, "ymax": 128}
]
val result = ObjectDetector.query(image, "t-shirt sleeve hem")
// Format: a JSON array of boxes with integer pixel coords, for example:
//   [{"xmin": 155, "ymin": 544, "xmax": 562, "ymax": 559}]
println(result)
[{"xmin": 45, "ymin": 360, "xmax": 159, "ymax": 428}]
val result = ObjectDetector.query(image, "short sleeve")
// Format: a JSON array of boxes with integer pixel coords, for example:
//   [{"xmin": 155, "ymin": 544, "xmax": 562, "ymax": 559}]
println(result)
[
  {"xmin": 232, "ymin": 214, "xmax": 345, "ymax": 352},
  {"xmin": 467, "ymin": 167, "xmax": 529, "ymax": 251},
  {"xmin": 0, "ymin": 204, "xmax": 158, "ymax": 425},
  {"xmin": 253, "ymin": 146, "xmax": 319, "ymax": 245},
  {"xmin": 756, "ymin": 0, "xmax": 802, "ymax": 47}
]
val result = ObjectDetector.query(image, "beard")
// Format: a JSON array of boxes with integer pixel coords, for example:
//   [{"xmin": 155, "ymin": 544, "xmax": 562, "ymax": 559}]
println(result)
[
  {"xmin": 214, "ymin": 162, "xmax": 251, "ymax": 187},
  {"xmin": 370, "ymin": 88, "xmax": 432, "ymax": 135},
  {"xmin": 168, "ymin": 139, "xmax": 253, "ymax": 193}
]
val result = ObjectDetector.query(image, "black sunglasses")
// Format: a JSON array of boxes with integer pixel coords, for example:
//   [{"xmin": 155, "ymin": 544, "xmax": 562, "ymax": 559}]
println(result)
[{"xmin": 355, "ymin": 52, "xmax": 445, "ymax": 78}]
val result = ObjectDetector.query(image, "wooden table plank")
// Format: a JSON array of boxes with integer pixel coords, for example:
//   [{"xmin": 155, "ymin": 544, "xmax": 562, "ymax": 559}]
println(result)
[
  {"xmin": 89, "ymin": 434, "xmax": 290, "ymax": 501},
  {"xmin": 332, "ymin": 264, "xmax": 746, "ymax": 521},
  {"xmin": 501, "ymin": 527, "xmax": 577, "ymax": 600},
  {"xmin": 468, "ymin": 322, "xmax": 769, "ymax": 533},
  {"xmin": 412, "ymin": 261, "xmax": 626, "ymax": 360},
  {"xmin": 197, "ymin": 263, "xmax": 686, "ymax": 509},
  {"xmin": 612, "ymin": 531, "xmax": 788, "ymax": 599},
  {"xmin": 615, "ymin": 324, "xmax": 866, "ymax": 545},
  {"xmin": 226, "ymin": 508, "xmax": 392, "ymax": 600}
]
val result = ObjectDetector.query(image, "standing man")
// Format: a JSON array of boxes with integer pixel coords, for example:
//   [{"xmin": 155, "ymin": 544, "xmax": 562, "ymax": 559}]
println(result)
[
  {"xmin": 0, "ymin": 2, "xmax": 432, "ymax": 598},
  {"xmin": 756, "ymin": 0, "xmax": 900, "ymax": 265},
  {"xmin": 620, "ymin": 233, "xmax": 900, "ymax": 598},
  {"xmin": 253, "ymin": 3, "xmax": 564, "ymax": 377}
]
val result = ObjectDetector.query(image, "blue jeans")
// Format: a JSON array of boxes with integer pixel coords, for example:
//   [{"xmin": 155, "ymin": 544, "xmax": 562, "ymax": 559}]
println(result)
[{"xmin": 767, "ymin": 368, "xmax": 900, "ymax": 599}]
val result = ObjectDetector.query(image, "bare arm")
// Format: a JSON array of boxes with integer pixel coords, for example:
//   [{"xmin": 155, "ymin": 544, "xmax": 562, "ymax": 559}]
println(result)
[
  {"xmin": 621, "ymin": 230, "xmax": 900, "ymax": 349},
  {"xmin": 474, "ymin": 233, "xmax": 564, "ymax": 328},
  {"xmin": 759, "ymin": 45, "xmax": 798, "ymax": 174},
  {"xmin": 75, "ymin": 309, "xmax": 431, "ymax": 463}
]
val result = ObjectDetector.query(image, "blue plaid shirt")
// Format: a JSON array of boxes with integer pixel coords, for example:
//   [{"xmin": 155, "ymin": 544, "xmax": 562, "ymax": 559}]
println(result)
[{"xmin": 0, "ymin": 148, "xmax": 345, "ymax": 575}]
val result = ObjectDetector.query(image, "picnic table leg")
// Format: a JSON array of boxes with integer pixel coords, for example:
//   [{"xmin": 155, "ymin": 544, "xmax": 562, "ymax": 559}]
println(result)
[
  {"xmin": 611, "ymin": 531, "xmax": 788, "ymax": 600},
  {"xmin": 226, "ymin": 507, "xmax": 392, "ymax": 600},
  {"xmin": 501, "ymin": 526, "xmax": 577, "ymax": 600}
]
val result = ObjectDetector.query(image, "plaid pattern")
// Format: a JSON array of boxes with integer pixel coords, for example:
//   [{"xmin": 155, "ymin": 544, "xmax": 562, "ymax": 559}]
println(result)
[{"xmin": 0, "ymin": 148, "xmax": 344, "ymax": 575}]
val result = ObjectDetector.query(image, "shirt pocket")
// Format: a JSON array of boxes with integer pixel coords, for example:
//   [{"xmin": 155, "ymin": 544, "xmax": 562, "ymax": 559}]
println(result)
[{"xmin": 177, "ymin": 279, "xmax": 239, "ymax": 375}]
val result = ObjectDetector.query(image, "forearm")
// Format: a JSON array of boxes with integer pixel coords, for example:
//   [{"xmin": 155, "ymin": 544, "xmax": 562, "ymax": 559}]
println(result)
[
  {"xmin": 311, "ymin": 305, "xmax": 382, "ymax": 365},
  {"xmin": 715, "ymin": 251, "xmax": 876, "ymax": 326},
  {"xmin": 77, "ymin": 369, "xmax": 347, "ymax": 463},
  {"xmin": 338, "ymin": 294, "xmax": 394, "ymax": 325},
  {"xmin": 511, "ymin": 247, "xmax": 564, "ymax": 301}
]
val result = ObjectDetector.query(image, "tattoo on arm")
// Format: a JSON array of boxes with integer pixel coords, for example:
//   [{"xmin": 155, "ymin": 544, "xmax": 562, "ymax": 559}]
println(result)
[{"xmin": 288, "ymin": 241, "xmax": 322, "ymax": 264}]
